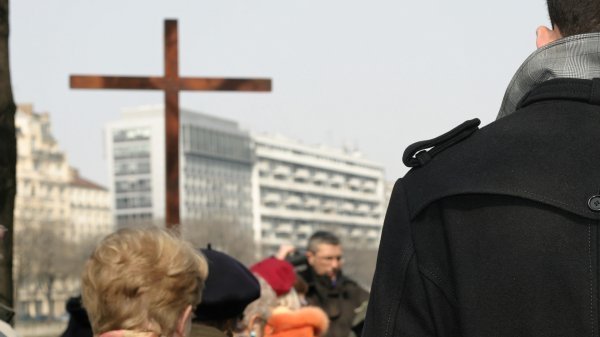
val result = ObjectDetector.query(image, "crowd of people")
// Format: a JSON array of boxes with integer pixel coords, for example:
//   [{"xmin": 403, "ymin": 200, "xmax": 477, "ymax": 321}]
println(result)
[
  {"xmin": 57, "ymin": 227, "xmax": 368, "ymax": 337},
  {"xmin": 4, "ymin": 1, "xmax": 600, "ymax": 336}
]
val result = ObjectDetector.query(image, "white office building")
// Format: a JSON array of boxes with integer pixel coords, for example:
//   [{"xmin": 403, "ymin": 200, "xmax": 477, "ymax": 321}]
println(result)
[
  {"xmin": 252, "ymin": 134, "xmax": 386, "ymax": 254},
  {"xmin": 106, "ymin": 106, "xmax": 386, "ymax": 256},
  {"xmin": 105, "ymin": 105, "xmax": 254, "ymax": 230}
]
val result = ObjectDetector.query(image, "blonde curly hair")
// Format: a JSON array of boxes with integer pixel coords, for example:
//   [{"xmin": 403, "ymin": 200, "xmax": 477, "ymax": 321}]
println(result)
[{"xmin": 81, "ymin": 227, "xmax": 208, "ymax": 336}]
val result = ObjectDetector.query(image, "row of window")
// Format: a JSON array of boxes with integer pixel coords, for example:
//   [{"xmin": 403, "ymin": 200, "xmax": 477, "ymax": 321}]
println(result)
[
  {"xmin": 115, "ymin": 178, "xmax": 152, "ymax": 193},
  {"xmin": 15, "ymin": 207, "xmax": 66, "ymax": 220},
  {"xmin": 256, "ymin": 142, "xmax": 380, "ymax": 171},
  {"xmin": 184, "ymin": 171, "xmax": 251, "ymax": 183},
  {"xmin": 114, "ymin": 159, "xmax": 151, "ymax": 176},
  {"xmin": 184, "ymin": 199, "xmax": 253, "ymax": 211},
  {"xmin": 261, "ymin": 188, "xmax": 379, "ymax": 216},
  {"xmin": 182, "ymin": 126, "xmax": 252, "ymax": 162},
  {"xmin": 113, "ymin": 143, "xmax": 151, "ymax": 160},
  {"xmin": 113, "ymin": 128, "xmax": 151, "ymax": 142},
  {"xmin": 116, "ymin": 212, "xmax": 153, "ymax": 221},
  {"xmin": 184, "ymin": 184, "xmax": 252, "ymax": 197},
  {"xmin": 184, "ymin": 156, "xmax": 252, "ymax": 180},
  {"xmin": 116, "ymin": 195, "xmax": 152, "ymax": 209},
  {"xmin": 258, "ymin": 161, "xmax": 378, "ymax": 193},
  {"xmin": 18, "ymin": 180, "xmax": 67, "ymax": 198}
]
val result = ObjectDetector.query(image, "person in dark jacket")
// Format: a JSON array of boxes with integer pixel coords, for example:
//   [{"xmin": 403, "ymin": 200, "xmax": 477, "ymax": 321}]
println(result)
[
  {"xmin": 363, "ymin": 1, "xmax": 600, "ymax": 336},
  {"xmin": 60, "ymin": 296, "xmax": 92, "ymax": 337},
  {"xmin": 298, "ymin": 231, "xmax": 368, "ymax": 337}
]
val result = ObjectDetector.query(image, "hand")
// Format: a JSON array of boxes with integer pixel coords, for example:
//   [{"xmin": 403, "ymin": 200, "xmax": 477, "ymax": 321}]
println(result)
[{"xmin": 275, "ymin": 244, "xmax": 296, "ymax": 260}]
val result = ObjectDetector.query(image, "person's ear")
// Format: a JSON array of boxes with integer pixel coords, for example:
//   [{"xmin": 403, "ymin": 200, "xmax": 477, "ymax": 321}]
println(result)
[
  {"xmin": 175, "ymin": 305, "xmax": 193, "ymax": 337},
  {"xmin": 246, "ymin": 314, "xmax": 260, "ymax": 337},
  {"xmin": 306, "ymin": 250, "xmax": 315, "ymax": 265},
  {"xmin": 536, "ymin": 25, "xmax": 562, "ymax": 48}
]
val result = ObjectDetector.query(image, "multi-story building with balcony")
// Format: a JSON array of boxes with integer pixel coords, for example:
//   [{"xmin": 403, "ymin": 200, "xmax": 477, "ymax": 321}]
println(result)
[{"xmin": 252, "ymin": 134, "xmax": 386, "ymax": 254}]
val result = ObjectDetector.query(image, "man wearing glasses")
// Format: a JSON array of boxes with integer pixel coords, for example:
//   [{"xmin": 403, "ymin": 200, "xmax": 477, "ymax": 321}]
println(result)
[{"xmin": 298, "ymin": 231, "xmax": 368, "ymax": 337}]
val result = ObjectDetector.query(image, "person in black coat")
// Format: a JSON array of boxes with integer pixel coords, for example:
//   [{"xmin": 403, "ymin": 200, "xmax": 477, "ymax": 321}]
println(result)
[
  {"xmin": 60, "ymin": 296, "xmax": 92, "ymax": 337},
  {"xmin": 363, "ymin": 1, "xmax": 600, "ymax": 336}
]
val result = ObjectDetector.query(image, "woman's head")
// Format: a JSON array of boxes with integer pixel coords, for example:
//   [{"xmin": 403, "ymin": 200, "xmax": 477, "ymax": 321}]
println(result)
[
  {"xmin": 249, "ymin": 257, "xmax": 296, "ymax": 298},
  {"xmin": 274, "ymin": 288, "xmax": 301, "ymax": 311},
  {"xmin": 81, "ymin": 227, "xmax": 208, "ymax": 337},
  {"xmin": 240, "ymin": 276, "xmax": 278, "ymax": 337}
]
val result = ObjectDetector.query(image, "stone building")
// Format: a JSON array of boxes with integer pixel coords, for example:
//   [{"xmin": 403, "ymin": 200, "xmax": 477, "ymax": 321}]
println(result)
[{"xmin": 14, "ymin": 104, "xmax": 112, "ymax": 320}]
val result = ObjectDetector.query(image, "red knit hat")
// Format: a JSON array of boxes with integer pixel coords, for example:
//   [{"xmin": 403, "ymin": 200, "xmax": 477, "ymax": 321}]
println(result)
[{"xmin": 251, "ymin": 257, "xmax": 296, "ymax": 296}]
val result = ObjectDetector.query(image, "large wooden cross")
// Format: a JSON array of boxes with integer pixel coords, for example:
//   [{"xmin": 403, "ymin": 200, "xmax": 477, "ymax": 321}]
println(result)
[{"xmin": 70, "ymin": 19, "xmax": 271, "ymax": 229}]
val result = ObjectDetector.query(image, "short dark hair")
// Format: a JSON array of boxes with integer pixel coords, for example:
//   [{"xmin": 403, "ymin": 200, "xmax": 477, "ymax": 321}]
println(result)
[
  {"xmin": 547, "ymin": 0, "xmax": 600, "ymax": 37},
  {"xmin": 307, "ymin": 231, "xmax": 340, "ymax": 252}
]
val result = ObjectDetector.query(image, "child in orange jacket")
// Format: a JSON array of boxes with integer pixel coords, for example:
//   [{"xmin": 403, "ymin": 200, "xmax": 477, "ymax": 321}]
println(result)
[{"xmin": 249, "ymin": 257, "xmax": 329, "ymax": 337}]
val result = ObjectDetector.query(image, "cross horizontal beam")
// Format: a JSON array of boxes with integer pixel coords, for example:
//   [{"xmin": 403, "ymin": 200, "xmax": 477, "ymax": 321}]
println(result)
[{"xmin": 70, "ymin": 75, "xmax": 272, "ymax": 91}]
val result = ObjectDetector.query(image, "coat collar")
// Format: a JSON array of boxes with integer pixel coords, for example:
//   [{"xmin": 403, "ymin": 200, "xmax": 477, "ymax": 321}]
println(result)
[
  {"xmin": 300, "ymin": 267, "xmax": 349, "ymax": 292},
  {"xmin": 498, "ymin": 32, "xmax": 600, "ymax": 118},
  {"xmin": 404, "ymin": 78, "xmax": 600, "ymax": 221}
]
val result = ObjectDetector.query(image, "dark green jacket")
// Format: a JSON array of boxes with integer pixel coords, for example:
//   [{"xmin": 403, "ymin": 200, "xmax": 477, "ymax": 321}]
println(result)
[
  {"xmin": 189, "ymin": 324, "xmax": 228, "ymax": 337},
  {"xmin": 299, "ymin": 268, "xmax": 368, "ymax": 337}
]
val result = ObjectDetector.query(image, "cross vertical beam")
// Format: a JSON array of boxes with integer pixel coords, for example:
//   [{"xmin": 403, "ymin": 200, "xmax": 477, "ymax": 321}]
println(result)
[{"xmin": 164, "ymin": 20, "xmax": 180, "ymax": 227}]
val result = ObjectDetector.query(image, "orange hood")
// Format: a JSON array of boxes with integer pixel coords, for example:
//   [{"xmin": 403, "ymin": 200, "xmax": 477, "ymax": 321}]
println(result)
[{"xmin": 265, "ymin": 306, "xmax": 329, "ymax": 337}]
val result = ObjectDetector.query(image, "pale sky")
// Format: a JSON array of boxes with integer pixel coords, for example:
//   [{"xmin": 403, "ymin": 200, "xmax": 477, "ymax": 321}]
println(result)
[{"xmin": 10, "ymin": 0, "xmax": 548, "ymax": 186}]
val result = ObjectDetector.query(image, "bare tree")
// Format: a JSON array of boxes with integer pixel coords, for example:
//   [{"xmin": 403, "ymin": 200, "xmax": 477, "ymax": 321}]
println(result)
[
  {"xmin": 14, "ymin": 225, "xmax": 85, "ymax": 318},
  {"xmin": 343, "ymin": 247, "xmax": 378, "ymax": 290},
  {"xmin": 182, "ymin": 215, "xmax": 257, "ymax": 265},
  {"xmin": 0, "ymin": 0, "xmax": 17, "ymax": 323},
  {"xmin": 115, "ymin": 216, "xmax": 258, "ymax": 264}
]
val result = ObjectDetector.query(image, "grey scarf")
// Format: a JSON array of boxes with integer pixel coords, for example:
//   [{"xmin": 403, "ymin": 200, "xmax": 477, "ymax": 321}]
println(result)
[{"xmin": 498, "ymin": 32, "xmax": 600, "ymax": 119}]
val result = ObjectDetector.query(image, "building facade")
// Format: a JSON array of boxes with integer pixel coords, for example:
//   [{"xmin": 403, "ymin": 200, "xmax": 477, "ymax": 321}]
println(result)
[
  {"xmin": 14, "ymin": 104, "xmax": 71, "ymax": 237},
  {"xmin": 105, "ymin": 105, "xmax": 254, "ymax": 232},
  {"xmin": 106, "ymin": 106, "xmax": 387, "ymax": 257},
  {"xmin": 69, "ymin": 169, "xmax": 112, "ymax": 242},
  {"xmin": 14, "ymin": 104, "xmax": 112, "ymax": 319},
  {"xmin": 252, "ymin": 134, "xmax": 386, "ymax": 254}
]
